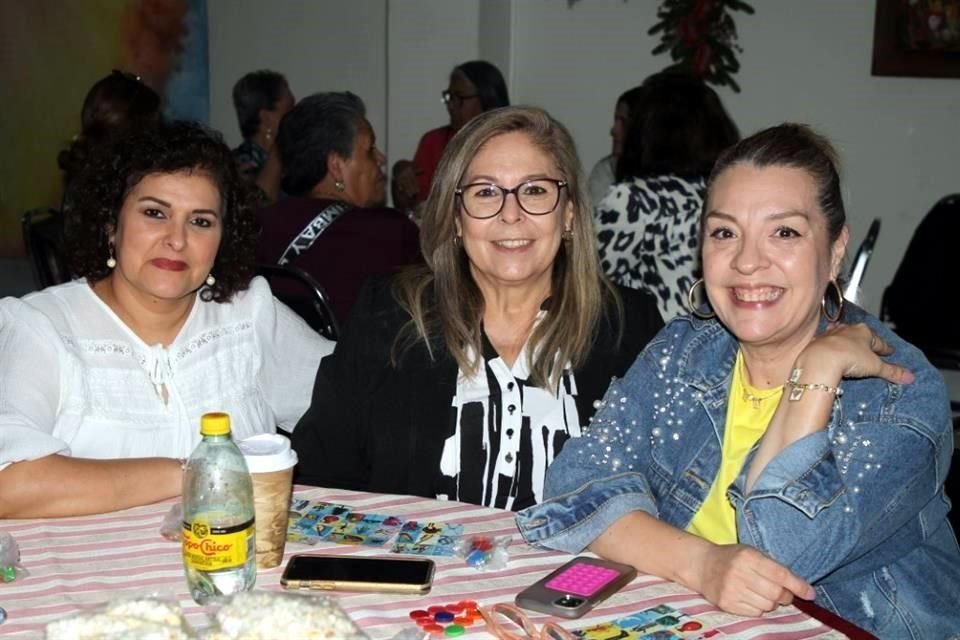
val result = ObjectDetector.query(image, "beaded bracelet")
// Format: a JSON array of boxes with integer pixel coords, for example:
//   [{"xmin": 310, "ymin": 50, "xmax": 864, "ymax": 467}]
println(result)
[{"xmin": 785, "ymin": 367, "xmax": 843, "ymax": 401}]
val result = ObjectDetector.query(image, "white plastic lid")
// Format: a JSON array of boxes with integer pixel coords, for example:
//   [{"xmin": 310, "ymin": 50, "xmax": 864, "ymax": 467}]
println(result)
[{"xmin": 237, "ymin": 434, "xmax": 298, "ymax": 473}]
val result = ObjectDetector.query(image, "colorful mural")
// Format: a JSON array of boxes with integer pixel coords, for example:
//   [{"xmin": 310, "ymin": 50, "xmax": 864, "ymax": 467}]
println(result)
[{"xmin": 0, "ymin": 0, "xmax": 208, "ymax": 256}]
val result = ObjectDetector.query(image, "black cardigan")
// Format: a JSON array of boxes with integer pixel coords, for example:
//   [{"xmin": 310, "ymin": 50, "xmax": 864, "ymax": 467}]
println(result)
[{"xmin": 292, "ymin": 277, "xmax": 663, "ymax": 507}]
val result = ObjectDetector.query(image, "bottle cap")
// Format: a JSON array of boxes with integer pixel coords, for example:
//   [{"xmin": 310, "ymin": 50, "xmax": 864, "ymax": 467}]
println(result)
[
  {"xmin": 200, "ymin": 412, "xmax": 231, "ymax": 436},
  {"xmin": 236, "ymin": 434, "xmax": 298, "ymax": 473}
]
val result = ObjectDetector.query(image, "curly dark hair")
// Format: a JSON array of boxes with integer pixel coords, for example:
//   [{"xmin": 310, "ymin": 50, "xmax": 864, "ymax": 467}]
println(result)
[{"xmin": 65, "ymin": 120, "xmax": 261, "ymax": 303}]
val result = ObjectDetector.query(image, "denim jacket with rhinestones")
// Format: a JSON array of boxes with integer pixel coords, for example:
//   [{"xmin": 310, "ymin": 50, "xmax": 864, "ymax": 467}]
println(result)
[{"xmin": 516, "ymin": 304, "xmax": 960, "ymax": 638}]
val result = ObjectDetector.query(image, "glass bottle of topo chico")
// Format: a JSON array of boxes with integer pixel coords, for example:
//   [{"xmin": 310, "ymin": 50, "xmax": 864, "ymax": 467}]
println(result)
[{"xmin": 182, "ymin": 412, "xmax": 256, "ymax": 604}]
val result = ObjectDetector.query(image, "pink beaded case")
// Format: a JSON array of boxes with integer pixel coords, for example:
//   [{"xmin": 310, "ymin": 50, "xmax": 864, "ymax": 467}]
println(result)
[{"xmin": 515, "ymin": 556, "xmax": 637, "ymax": 619}]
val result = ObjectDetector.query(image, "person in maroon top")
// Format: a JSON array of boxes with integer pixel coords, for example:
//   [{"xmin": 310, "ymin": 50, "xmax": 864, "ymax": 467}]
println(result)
[
  {"xmin": 257, "ymin": 92, "xmax": 421, "ymax": 325},
  {"xmin": 392, "ymin": 61, "xmax": 510, "ymax": 216}
]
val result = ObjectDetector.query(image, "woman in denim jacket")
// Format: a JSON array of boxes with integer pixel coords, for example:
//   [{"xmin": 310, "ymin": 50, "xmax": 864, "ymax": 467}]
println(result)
[{"xmin": 517, "ymin": 124, "xmax": 960, "ymax": 637}]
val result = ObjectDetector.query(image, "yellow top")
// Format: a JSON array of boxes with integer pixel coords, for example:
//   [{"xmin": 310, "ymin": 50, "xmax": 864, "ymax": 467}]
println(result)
[
  {"xmin": 200, "ymin": 412, "xmax": 232, "ymax": 436},
  {"xmin": 686, "ymin": 352, "xmax": 782, "ymax": 544}
]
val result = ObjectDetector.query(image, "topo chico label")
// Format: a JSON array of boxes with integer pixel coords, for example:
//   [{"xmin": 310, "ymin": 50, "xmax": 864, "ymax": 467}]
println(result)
[{"xmin": 182, "ymin": 517, "xmax": 255, "ymax": 571}]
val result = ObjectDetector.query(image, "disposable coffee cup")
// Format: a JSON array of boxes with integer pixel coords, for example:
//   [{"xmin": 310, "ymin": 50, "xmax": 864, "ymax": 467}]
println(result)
[{"xmin": 237, "ymin": 434, "xmax": 298, "ymax": 569}]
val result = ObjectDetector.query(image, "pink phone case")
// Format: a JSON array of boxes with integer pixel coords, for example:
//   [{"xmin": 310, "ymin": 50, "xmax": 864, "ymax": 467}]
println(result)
[{"xmin": 515, "ymin": 556, "xmax": 637, "ymax": 619}]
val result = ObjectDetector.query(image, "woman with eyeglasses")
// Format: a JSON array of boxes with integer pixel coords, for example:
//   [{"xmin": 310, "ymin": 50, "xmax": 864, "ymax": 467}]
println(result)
[
  {"xmin": 392, "ymin": 60, "xmax": 510, "ymax": 215},
  {"xmin": 292, "ymin": 106, "xmax": 663, "ymax": 511}
]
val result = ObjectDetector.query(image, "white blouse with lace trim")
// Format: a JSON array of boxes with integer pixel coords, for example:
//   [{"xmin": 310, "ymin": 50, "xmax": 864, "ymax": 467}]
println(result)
[{"xmin": 0, "ymin": 277, "xmax": 333, "ymax": 469}]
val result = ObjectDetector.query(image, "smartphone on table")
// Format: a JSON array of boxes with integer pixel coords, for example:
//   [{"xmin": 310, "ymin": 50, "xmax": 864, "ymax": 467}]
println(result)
[
  {"xmin": 280, "ymin": 554, "xmax": 435, "ymax": 594},
  {"xmin": 515, "ymin": 556, "xmax": 637, "ymax": 619}
]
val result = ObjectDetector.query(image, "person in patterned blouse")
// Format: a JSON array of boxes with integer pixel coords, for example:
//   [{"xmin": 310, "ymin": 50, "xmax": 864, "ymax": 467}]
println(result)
[{"xmin": 595, "ymin": 70, "xmax": 739, "ymax": 321}]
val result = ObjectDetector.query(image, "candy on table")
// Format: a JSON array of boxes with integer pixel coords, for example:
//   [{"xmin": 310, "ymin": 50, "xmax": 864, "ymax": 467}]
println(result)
[{"xmin": 456, "ymin": 535, "xmax": 510, "ymax": 570}]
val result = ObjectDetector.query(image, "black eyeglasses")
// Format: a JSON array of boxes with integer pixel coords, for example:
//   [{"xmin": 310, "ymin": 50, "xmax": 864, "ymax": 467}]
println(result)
[
  {"xmin": 456, "ymin": 179, "xmax": 567, "ymax": 219},
  {"xmin": 442, "ymin": 90, "xmax": 479, "ymax": 105}
]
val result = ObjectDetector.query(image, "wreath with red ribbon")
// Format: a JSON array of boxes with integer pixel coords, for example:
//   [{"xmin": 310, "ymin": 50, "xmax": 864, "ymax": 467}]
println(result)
[{"xmin": 648, "ymin": 0, "xmax": 754, "ymax": 92}]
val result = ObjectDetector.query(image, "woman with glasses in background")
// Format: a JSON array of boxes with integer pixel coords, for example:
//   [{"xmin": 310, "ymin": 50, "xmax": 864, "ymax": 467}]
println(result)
[
  {"xmin": 293, "ymin": 106, "xmax": 663, "ymax": 511},
  {"xmin": 392, "ymin": 60, "xmax": 510, "ymax": 216}
]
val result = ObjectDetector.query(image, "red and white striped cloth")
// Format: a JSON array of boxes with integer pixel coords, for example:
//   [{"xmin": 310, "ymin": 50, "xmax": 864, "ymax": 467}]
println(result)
[{"xmin": 0, "ymin": 487, "xmax": 846, "ymax": 639}]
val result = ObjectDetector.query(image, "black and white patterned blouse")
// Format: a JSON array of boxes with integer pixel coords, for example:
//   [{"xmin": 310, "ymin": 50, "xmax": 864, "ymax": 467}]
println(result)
[
  {"xmin": 438, "ymin": 320, "xmax": 580, "ymax": 511},
  {"xmin": 595, "ymin": 174, "xmax": 706, "ymax": 320}
]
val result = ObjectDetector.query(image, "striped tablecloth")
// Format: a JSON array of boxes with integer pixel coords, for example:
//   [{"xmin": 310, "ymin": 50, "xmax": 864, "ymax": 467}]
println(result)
[{"xmin": 0, "ymin": 487, "xmax": 847, "ymax": 639}]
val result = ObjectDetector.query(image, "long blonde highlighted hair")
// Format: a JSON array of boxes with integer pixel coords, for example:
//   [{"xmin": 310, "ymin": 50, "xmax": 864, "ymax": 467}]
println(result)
[{"xmin": 393, "ymin": 106, "xmax": 620, "ymax": 390}]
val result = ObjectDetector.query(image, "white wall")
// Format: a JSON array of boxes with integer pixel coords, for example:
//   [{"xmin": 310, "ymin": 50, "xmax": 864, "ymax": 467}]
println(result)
[
  {"xmin": 208, "ymin": 0, "xmax": 388, "ymax": 150},
  {"xmin": 510, "ymin": 0, "xmax": 960, "ymax": 313},
  {"xmin": 385, "ymin": 0, "xmax": 479, "ymax": 166},
  {"xmin": 207, "ymin": 0, "xmax": 960, "ymax": 314}
]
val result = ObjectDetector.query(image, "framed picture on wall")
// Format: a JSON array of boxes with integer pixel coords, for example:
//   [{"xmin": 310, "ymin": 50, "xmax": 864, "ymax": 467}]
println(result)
[{"xmin": 872, "ymin": 0, "xmax": 960, "ymax": 77}]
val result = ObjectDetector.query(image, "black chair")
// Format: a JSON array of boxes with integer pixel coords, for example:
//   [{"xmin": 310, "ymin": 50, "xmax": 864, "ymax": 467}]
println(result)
[
  {"xmin": 878, "ymin": 196, "xmax": 960, "ymax": 532},
  {"xmin": 255, "ymin": 263, "xmax": 339, "ymax": 341},
  {"xmin": 842, "ymin": 217, "xmax": 880, "ymax": 305},
  {"xmin": 21, "ymin": 208, "xmax": 70, "ymax": 289},
  {"xmin": 880, "ymin": 194, "xmax": 959, "ymax": 353}
]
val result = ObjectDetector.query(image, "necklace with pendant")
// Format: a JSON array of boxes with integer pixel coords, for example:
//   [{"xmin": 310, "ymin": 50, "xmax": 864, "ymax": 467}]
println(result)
[
  {"xmin": 742, "ymin": 387, "xmax": 780, "ymax": 409},
  {"xmin": 739, "ymin": 358, "xmax": 782, "ymax": 409}
]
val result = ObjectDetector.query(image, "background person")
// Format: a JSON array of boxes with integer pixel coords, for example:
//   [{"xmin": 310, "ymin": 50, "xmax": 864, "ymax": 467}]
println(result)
[
  {"xmin": 595, "ymin": 70, "xmax": 739, "ymax": 320},
  {"xmin": 586, "ymin": 85, "xmax": 644, "ymax": 206},
  {"xmin": 231, "ymin": 69, "xmax": 295, "ymax": 202},
  {"xmin": 293, "ymin": 106, "xmax": 663, "ymax": 511},
  {"xmin": 518, "ymin": 123, "xmax": 960, "ymax": 636},
  {"xmin": 392, "ymin": 60, "xmax": 510, "ymax": 215},
  {"xmin": 0, "ymin": 120, "xmax": 332, "ymax": 518},
  {"xmin": 256, "ymin": 92, "xmax": 421, "ymax": 325},
  {"xmin": 58, "ymin": 69, "xmax": 161, "ymax": 193}
]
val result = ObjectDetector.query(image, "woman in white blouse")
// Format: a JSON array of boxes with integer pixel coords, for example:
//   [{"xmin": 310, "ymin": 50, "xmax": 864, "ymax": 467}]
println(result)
[{"xmin": 0, "ymin": 120, "xmax": 333, "ymax": 517}]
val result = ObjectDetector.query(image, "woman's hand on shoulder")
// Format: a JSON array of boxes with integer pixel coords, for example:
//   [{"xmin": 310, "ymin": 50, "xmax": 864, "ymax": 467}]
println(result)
[
  {"xmin": 692, "ymin": 544, "xmax": 815, "ymax": 617},
  {"xmin": 798, "ymin": 323, "xmax": 914, "ymax": 386}
]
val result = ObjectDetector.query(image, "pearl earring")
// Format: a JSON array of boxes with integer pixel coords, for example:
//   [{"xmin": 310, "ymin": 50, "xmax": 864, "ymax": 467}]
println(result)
[
  {"xmin": 265, "ymin": 127, "xmax": 273, "ymax": 143},
  {"xmin": 205, "ymin": 274, "xmax": 216, "ymax": 287},
  {"xmin": 106, "ymin": 247, "xmax": 117, "ymax": 269}
]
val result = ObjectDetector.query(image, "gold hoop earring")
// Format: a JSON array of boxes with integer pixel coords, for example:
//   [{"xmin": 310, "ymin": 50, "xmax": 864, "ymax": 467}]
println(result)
[
  {"xmin": 821, "ymin": 279, "xmax": 843, "ymax": 322},
  {"xmin": 562, "ymin": 228, "xmax": 573, "ymax": 243},
  {"xmin": 453, "ymin": 235, "xmax": 461, "ymax": 248},
  {"xmin": 205, "ymin": 274, "xmax": 216, "ymax": 287},
  {"xmin": 686, "ymin": 278, "xmax": 715, "ymax": 319}
]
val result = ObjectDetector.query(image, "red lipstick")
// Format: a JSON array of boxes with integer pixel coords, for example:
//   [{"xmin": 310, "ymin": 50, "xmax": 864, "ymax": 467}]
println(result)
[{"xmin": 151, "ymin": 258, "xmax": 188, "ymax": 271}]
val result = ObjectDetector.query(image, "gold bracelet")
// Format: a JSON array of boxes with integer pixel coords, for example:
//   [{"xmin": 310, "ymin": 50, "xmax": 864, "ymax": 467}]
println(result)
[{"xmin": 786, "ymin": 367, "xmax": 843, "ymax": 401}]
